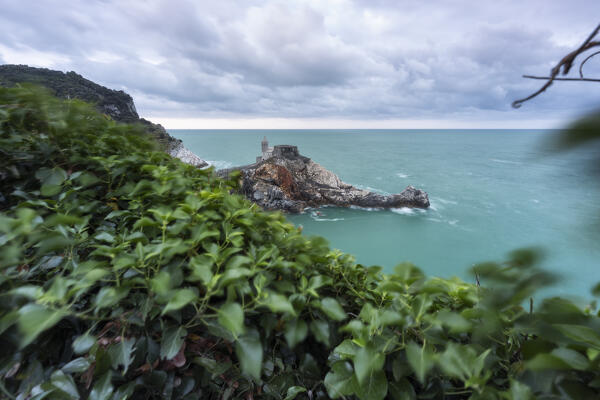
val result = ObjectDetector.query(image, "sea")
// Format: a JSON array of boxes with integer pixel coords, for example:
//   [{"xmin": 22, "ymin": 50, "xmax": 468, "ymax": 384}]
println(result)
[{"xmin": 169, "ymin": 129, "xmax": 600, "ymax": 298}]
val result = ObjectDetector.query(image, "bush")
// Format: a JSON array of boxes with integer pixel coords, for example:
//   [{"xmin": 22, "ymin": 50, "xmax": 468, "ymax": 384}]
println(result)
[{"xmin": 1, "ymin": 86, "xmax": 600, "ymax": 399}]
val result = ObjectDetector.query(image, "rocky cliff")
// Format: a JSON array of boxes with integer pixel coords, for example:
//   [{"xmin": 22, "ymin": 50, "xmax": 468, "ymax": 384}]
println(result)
[
  {"xmin": 0, "ymin": 64, "xmax": 207, "ymax": 167},
  {"xmin": 221, "ymin": 145, "xmax": 430, "ymax": 213}
]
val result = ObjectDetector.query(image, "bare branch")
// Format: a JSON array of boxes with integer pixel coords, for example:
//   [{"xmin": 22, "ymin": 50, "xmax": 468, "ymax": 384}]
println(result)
[
  {"xmin": 512, "ymin": 24, "xmax": 600, "ymax": 108},
  {"xmin": 579, "ymin": 50, "xmax": 600, "ymax": 78},
  {"xmin": 523, "ymin": 75, "xmax": 600, "ymax": 82}
]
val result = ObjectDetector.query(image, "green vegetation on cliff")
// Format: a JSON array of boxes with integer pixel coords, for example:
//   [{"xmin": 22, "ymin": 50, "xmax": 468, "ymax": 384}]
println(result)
[
  {"xmin": 0, "ymin": 65, "xmax": 178, "ymax": 150},
  {"xmin": 1, "ymin": 86, "xmax": 600, "ymax": 400}
]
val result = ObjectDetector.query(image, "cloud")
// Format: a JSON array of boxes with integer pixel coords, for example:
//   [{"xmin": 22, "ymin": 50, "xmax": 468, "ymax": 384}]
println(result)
[{"xmin": 1, "ymin": 0, "xmax": 600, "ymax": 126}]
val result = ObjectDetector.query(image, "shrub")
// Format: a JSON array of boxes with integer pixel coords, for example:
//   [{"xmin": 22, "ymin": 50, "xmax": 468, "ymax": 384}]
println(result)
[{"xmin": 1, "ymin": 86, "xmax": 599, "ymax": 399}]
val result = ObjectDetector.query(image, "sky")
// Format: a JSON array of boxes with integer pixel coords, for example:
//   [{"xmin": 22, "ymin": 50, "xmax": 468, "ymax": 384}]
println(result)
[{"xmin": 1, "ymin": 0, "xmax": 600, "ymax": 129}]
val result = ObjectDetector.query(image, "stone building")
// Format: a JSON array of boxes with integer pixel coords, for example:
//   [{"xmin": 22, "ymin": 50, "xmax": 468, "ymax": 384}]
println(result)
[{"xmin": 257, "ymin": 136, "xmax": 274, "ymax": 162}]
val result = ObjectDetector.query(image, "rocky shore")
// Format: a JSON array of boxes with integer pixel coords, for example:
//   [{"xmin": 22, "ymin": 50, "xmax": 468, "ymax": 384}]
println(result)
[{"xmin": 219, "ymin": 140, "xmax": 429, "ymax": 213}]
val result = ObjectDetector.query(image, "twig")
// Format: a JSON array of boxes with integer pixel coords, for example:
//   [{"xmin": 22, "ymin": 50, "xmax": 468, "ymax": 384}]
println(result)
[
  {"xmin": 512, "ymin": 23, "xmax": 600, "ymax": 108},
  {"xmin": 579, "ymin": 50, "xmax": 600, "ymax": 78},
  {"xmin": 523, "ymin": 75, "xmax": 600, "ymax": 82}
]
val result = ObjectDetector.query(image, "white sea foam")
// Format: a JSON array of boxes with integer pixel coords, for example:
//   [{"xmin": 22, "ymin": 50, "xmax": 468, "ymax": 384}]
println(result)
[
  {"xmin": 391, "ymin": 207, "xmax": 416, "ymax": 215},
  {"xmin": 396, "ymin": 172, "xmax": 409, "ymax": 178},
  {"xmin": 448, "ymin": 220, "xmax": 459, "ymax": 225},
  {"xmin": 491, "ymin": 158, "xmax": 521, "ymax": 165},
  {"xmin": 434, "ymin": 197, "xmax": 458, "ymax": 205},
  {"xmin": 312, "ymin": 217, "xmax": 345, "ymax": 222},
  {"xmin": 531, "ymin": 199, "xmax": 540, "ymax": 204},
  {"xmin": 206, "ymin": 160, "xmax": 233, "ymax": 169},
  {"xmin": 349, "ymin": 205, "xmax": 380, "ymax": 212}
]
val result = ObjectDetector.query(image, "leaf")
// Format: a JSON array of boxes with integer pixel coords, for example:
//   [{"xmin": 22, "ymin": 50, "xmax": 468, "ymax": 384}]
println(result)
[
  {"xmin": 526, "ymin": 348, "xmax": 589, "ymax": 371},
  {"xmin": 310, "ymin": 320, "xmax": 330, "ymax": 346},
  {"xmin": 353, "ymin": 345, "xmax": 385, "ymax": 385},
  {"xmin": 284, "ymin": 386, "xmax": 307, "ymax": 400},
  {"xmin": 88, "ymin": 372, "xmax": 113, "ymax": 400},
  {"xmin": 94, "ymin": 287, "xmax": 129, "ymax": 310},
  {"xmin": 319, "ymin": 297, "xmax": 346, "ymax": 321},
  {"xmin": 50, "ymin": 370, "xmax": 80, "ymax": 399},
  {"xmin": 554, "ymin": 324, "xmax": 600, "ymax": 350},
  {"xmin": 388, "ymin": 379, "xmax": 416, "ymax": 400},
  {"xmin": 284, "ymin": 319, "xmax": 308, "ymax": 348},
  {"xmin": 94, "ymin": 232, "xmax": 115, "ymax": 243},
  {"xmin": 188, "ymin": 255, "xmax": 214, "ymax": 286},
  {"xmin": 405, "ymin": 342, "xmax": 434, "ymax": 384},
  {"xmin": 355, "ymin": 369, "xmax": 388, "ymax": 400},
  {"xmin": 333, "ymin": 339, "xmax": 360, "ymax": 359},
  {"xmin": 36, "ymin": 167, "xmax": 67, "ymax": 186},
  {"xmin": 73, "ymin": 332, "xmax": 96, "ymax": 354},
  {"xmin": 263, "ymin": 292, "xmax": 296, "ymax": 315},
  {"xmin": 108, "ymin": 337, "xmax": 136, "ymax": 374},
  {"xmin": 160, "ymin": 326, "xmax": 187, "ymax": 360},
  {"xmin": 235, "ymin": 331, "xmax": 263, "ymax": 381},
  {"xmin": 161, "ymin": 288, "xmax": 197, "ymax": 315},
  {"xmin": 18, "ymin": 304, "xmax": 66, "ymax": 347},
  {"xmin": 324, "ymin": 361, "xmax": 359, "ymax": 398},
  {"xmin": 62, "ymin": 357, "xmax": 91, "ymax": 374},
  {"xmin": 218, "ymin": 302, "xmax": 245, "ymax": 338}
]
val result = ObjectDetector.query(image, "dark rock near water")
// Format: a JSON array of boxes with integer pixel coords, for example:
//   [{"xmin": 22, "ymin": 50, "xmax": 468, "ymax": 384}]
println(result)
[
  {"xmin": 221, "ymin": 144, "xmax": 430, "ymax": 213},
  {"xmin": 0, "ymin": 64, "xmax": 207, "ymax": 167}
]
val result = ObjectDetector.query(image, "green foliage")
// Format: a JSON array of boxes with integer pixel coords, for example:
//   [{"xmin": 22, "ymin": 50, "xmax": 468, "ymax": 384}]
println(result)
[{"xmin": 1, "ymin": 86, "xmax": 600, "ymax": 399}]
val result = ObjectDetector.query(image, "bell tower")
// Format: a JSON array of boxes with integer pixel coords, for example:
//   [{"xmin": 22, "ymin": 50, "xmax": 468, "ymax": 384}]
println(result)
[{"xmin": 261, "ymin": 136, "xmax": 269, "ymax": 153}]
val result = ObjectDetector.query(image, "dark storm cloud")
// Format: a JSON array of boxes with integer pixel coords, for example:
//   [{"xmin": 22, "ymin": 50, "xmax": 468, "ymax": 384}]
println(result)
[{"xmin": 1, "ymin": 0, "xmax": 599, "ymax": 123}]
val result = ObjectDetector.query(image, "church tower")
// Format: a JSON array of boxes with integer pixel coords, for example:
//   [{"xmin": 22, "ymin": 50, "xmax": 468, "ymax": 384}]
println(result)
[{"xmin": 261, "ymin": 136, "xmax": 269, "ymax": 153}]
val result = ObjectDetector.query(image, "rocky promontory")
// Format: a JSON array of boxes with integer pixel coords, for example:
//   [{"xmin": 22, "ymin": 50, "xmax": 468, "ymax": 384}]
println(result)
[
  {"xmin": 220, "ymin": 140, "xmax": 429, "ymax": 213},
  {"xmin": 0, "ymin": 64, "xmax": 207, "ymax": 168}
]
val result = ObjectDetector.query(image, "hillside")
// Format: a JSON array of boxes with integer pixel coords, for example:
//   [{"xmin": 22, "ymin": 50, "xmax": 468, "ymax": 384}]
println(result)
[{"xmin": 0, "ymin": 64, "xmax": 206, "ymax": 167}]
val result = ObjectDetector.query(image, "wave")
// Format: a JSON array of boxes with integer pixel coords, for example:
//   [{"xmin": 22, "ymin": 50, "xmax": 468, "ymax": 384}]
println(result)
[
  {"xmin": 349, "ymin": 205, "xmax": 381, "ymax": 212},
  {"xmin": 491, "ymin": 158, "xmax": 521, "ymax": 165},
  {"xmin": 396, "ymin": 172, "xmax": 409, "ymax": 178},
  {"xmin": 391, "ymin": 207, "xmax": 427, "ymax": 215},
  {"xmin": 311, "ymin": 217, "xmax": 345, "ymax": 222},
  {"xmin": 206, "ymin": 160, "xmax": 233, "ymax": 169}
]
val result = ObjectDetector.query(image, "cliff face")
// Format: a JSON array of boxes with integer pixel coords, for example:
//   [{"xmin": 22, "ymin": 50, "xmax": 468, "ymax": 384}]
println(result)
[
  {"xmin": 0, "ymin": 65, "xmax": 207, "ymax": 167},
  {"xmin": 225, "ymin": 145, "xmax": 430, "ymax": 213}
]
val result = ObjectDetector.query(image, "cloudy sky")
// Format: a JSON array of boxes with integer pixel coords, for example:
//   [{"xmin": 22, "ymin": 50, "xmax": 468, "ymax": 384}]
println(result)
[{"xmin": 1, "ymin": 0, "xmax": 600, "ymax": 128}]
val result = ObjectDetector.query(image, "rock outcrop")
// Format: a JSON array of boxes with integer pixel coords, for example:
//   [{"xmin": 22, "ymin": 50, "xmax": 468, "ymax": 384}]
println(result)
[
  {"xmin": 0, "ymin": 64, "xmax": 207, "ymax": 168},
  {"xmin": 222, "ymin": 145, "xmax": 430, "ymax": 213}
]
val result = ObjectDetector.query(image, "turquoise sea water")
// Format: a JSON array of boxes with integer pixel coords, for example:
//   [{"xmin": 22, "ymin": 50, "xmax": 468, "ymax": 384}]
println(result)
[{"xmin": 169, "ymin": 129, "xmax": 600, "ymax": 297}]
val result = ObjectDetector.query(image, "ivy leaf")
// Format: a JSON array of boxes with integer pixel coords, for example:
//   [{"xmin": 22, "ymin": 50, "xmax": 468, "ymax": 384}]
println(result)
[
  {"xmin": 161, "ymin": 288, "xmax": 197, "ymax": 315},
  {"xmin": 319, "ymin": 297, "xmax": 346, "ymax": 321},
  {"xmin": 405, "ymin": 342, "xmax": 435, "ymax": 384},
  {"xmin": 388, "ymin": 379, "xmax": 416, "ymax": 400},
  {"xmin": 235, "ymin": 331, "xmax": 263, "ymax": 381},
  {"xmin": 353, "ymin": 345, "xmax": 385, "ymax": 385},
  {"xmin": 18, "ymin": 304, "xmax": 66, "ymax": 347},
  {"xmin": 62, "ymin": 357, "xmax": 91, "ymax": 374},
  {"xmin": 554, "ymin": 324, "xmax": 600, "ymax": 350},
  {"xmin": 89, "ymin": 372, "xmax": 113, "ymax": 400},
  {"xmin": 284, "ymin": 319, "xmax": 308, "ymax": 348},
  {"xmin": 73, "ymin": 332, "xmax": 96, "ymax": 354},
  {"xmin": 284, "ymin": 386, "xmax": 307, "ymax": 400},
  {"xmin": 108, "ymin": 337, "xmax": 136, "ymax": 374},
  {"xmin": 355, "ymin": 369, "xmax": 388, "ymax": 400},
  {"xmin": 50, "ymin": 370, "xmax": 80, "ymax": 399},
  {"xmin": 310, "ymin": 320, "xmax": 330, "ymax": 346},
  {"xmin": 161, "ymin": 326, "xmax": 187, "ymax": 360},
  {"xmin": 94, "ymin": 287, "xmax": 130, "ymax": 310},
  {"xmin": 218, "ymin": 302, "xmax": 245, "ymax": 338},
  {"xmin": 263, "ymin": 292, "xmax": 296, "ymax": 315},
  {"xmin": 324, "ymin": 361, "xmax": 359, "ymax": 398}
]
